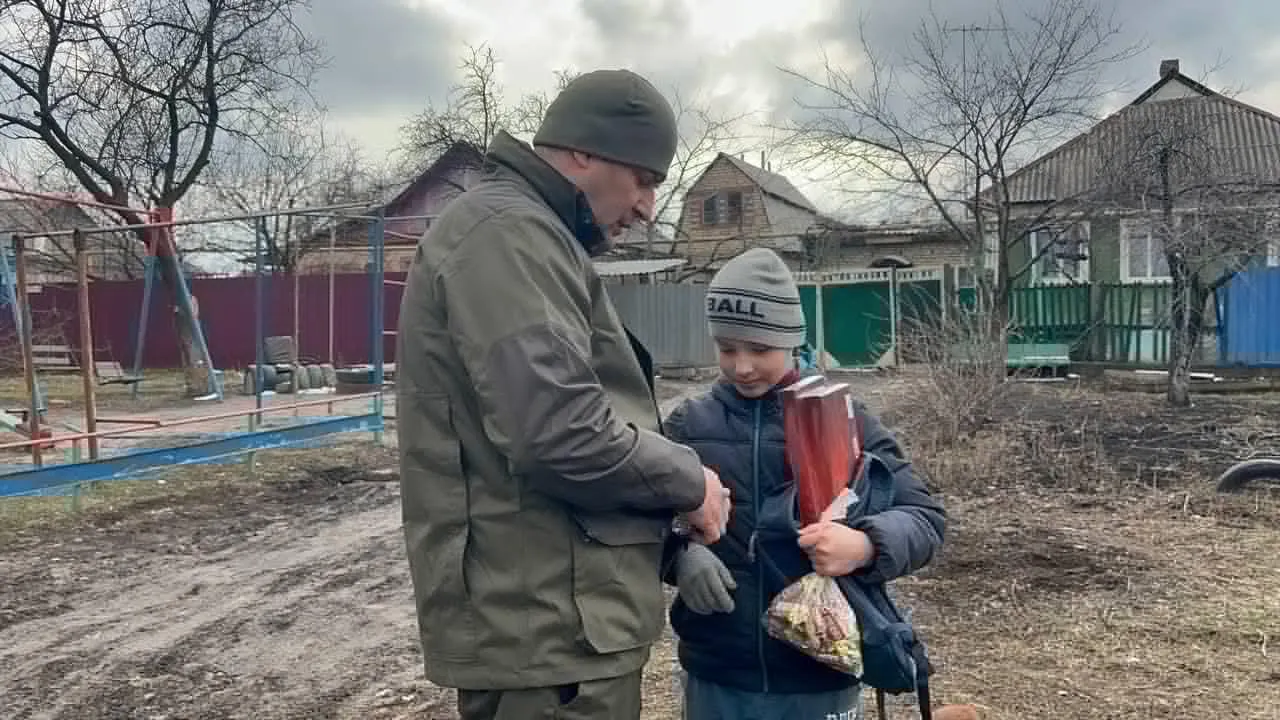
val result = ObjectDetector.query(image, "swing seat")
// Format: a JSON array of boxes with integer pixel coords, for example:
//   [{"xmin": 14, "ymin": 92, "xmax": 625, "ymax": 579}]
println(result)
[{"xmin": 94, "ymin": 360, "xmax": 144, "ymax": 386}]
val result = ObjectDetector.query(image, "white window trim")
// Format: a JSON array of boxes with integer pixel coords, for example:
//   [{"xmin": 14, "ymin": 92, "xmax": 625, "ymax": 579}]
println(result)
[
  {"xmin": 1030, "ymin": 222, "xmax": 1091, "ymax": 285},
  {"xmin": 1268, "ymin": 240, "xmax": 1279, "ymax": 267},
  {"xmin": 1119, "ymin": 218, "xmax": 1173, "ymax": 284}
]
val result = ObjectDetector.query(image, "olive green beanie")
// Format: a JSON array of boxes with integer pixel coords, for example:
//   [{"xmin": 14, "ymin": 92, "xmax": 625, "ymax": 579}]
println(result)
[{"xmin": 533, "ymin": 69, "xmax": 678, "ymax": 182}]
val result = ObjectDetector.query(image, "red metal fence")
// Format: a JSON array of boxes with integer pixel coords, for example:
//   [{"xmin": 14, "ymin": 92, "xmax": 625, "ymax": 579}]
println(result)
[{"xmin": 23, "ymin": 272, "xmax": 405, "ymax": 369}]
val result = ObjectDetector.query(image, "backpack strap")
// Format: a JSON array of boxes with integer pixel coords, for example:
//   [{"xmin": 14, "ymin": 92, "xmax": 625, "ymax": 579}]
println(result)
[
  {"xmin": 859, "ymin": 452, "xmax": 898, "ymax": 516},
  {"xmin": 872, "ymin": 644, "xmax": 933, "ymax": 720}
]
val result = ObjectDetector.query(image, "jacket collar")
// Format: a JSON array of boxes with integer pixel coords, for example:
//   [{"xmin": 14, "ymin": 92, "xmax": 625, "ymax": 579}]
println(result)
[{"xmin": 484, "ymin": 131, "xmax": 609, "ymax": 256}]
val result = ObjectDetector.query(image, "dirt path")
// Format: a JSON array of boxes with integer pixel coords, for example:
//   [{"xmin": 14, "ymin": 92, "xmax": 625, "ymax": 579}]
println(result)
[
  {"xmin": 0, "ymin": 382, "xmax": 711, "ymax": 720},
  {"xmin": 0, "ymin": 445, "xmax": 458, "ymax": 720},
  {"xmin": 3, "ymin": 375, "xmax": 1277, "ymax": 719}
]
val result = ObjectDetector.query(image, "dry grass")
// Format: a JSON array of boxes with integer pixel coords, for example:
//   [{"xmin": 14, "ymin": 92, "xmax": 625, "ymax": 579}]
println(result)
[
  {"xmin": 0, "ymin": 445, "xmax": 340, "ymax": 546},
  {"xmin": 857, "ymin": 360, "xmax": 1280, "ymax": 718},
  {"xmin": 0, "ymin": 367, "xmax": 194, "ymax": 414},
  {"xmin": 3, "ymin": 367, "xmax": 1280, "ymax": 718}
]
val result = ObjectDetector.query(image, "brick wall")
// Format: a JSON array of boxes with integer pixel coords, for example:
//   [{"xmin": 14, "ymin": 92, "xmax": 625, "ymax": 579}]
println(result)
[
  {"xmin": 677, "ymin": 158, "xmax": 769, "ymax": 269},
  {"xmin": 827, "ymin": 238, "xmax": 971, "ymax": 269}
]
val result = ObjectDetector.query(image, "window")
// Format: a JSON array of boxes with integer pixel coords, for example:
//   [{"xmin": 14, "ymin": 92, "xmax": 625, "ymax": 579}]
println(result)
[
  {"xmin": 725, "ymin": 191, "xmax": 743, "ymax": 224},
  {"xmin": 701, "ymin": 195, "xmax": 719, "ymax": 225},
  {"xmin": 1120, "ymin": 218, "xmax": 1171, "ymax": 282},
  {"xmin": 1029, "ymin": 223, "xmax": 1090, "ymax": 284},
  {"xmin": 701, "ymin": 190, "xmax": 746, "ymax": 226},
  {"xmin": 1268, "ymin": 240, "xmax": 1279, "ymax": 267}
]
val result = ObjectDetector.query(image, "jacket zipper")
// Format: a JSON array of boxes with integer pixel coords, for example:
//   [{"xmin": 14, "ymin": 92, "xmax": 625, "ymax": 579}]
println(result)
[{"xmin": 750, "ymin": 400, "xmax": 769, "ymax": 693}]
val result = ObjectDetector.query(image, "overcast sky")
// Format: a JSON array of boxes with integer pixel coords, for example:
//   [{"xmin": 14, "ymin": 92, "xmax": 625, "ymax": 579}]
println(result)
[{"xmin": 304, "ymin": 0, "xmax": 1280, "ymax": 217}]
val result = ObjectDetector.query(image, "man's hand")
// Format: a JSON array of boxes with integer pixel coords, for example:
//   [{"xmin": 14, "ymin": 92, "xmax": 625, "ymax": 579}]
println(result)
[
  {"xmin": 682, "ymin": 466, "xmax": 730, "ymax": 545},
  {"xmin": 798, "ymin": 522, "xmax": 874, "ymax": 576}
]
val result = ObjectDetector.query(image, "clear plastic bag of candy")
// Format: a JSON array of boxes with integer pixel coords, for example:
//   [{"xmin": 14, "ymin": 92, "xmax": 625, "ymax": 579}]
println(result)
[
  {"xmin": 764, "ymin": 571, "xmax": 862, "ymax": 675},
  {"xmin": 763, "ymin": 490, "xmax": 862, "ymax": 675}
]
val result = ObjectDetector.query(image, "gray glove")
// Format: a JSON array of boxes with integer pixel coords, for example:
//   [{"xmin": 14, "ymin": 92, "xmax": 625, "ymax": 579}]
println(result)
[{"xmin": 676, "ymin": 544, "xmax": 737, "ymax": 614}]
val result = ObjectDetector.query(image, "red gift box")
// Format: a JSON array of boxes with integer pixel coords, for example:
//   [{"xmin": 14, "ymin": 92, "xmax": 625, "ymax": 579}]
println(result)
[{"xmin": 782, "ymin": 376, "xmax": 864, "ymax": 526}]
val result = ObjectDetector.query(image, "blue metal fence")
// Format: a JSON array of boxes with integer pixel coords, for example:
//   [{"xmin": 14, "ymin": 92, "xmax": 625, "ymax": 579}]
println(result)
[{"xmin": 1218, "ymin": 267, "xmax": 1280, "ymax": 367}]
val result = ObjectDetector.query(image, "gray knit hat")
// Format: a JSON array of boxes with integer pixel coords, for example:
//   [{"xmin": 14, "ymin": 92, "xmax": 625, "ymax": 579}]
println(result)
[
  {"xmin": 706, "ymin": 248, "xmax": 807, "ymax": 349},
  {"xmin": 533, "ymin": 69, "xmax": 678, "ymax": 182}
]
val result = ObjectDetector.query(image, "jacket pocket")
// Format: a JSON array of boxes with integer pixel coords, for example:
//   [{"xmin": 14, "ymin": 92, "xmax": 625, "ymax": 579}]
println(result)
[
  {"xmin": 569, "ymin": 510, "xmax": 669, "ymax": 655},
  {"xmin": 399, "ymin": 393, "xmax": 476, "ymax": 657}
]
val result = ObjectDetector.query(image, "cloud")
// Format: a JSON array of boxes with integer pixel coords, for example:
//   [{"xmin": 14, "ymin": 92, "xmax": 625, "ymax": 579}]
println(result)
[
  {"xmin": 300, "ymin": 0, "xmax": 462, "ymax": 118},
  {"xmin": 298, "ymin": 0, "xmax": 1280, "ymax": 217}
]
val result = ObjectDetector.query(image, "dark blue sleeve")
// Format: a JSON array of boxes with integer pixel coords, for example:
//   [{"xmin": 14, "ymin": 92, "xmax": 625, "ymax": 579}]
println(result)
[
  {"xmin": 660, "ymin": 399, "xmax": 694, "ymax": 585},
  {"xmin": 840, "ymin": 401, "xmax": 945, "ymax": 583}
]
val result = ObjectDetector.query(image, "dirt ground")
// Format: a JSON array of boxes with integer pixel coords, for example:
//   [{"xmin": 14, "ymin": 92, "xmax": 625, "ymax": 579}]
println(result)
[{"xmin": 2, "ymin": 372, "xmax": 1279, "ymax": 719}]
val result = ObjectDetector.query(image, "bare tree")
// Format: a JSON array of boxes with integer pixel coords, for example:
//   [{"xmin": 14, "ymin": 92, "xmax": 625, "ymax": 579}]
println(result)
[
  {"xmin": 399, "ymin": 44, "xmax": 576, "ymax": 174},
  {"xmin": 401, "ymin": 46, "xmax": 752, "ymax": 278},
  {"xmin": 1099, "ymin": 100, "xmax": 1280, "ymax": 405},
  {"xmin": 649, "ymin": 91, "xmax": 750, "ymax": 260},
  {"xmin": 1, "ymin": 162, "xmax": 149, "ymax": 280},
  {"xmin": 201, "ymin": 118, "xmax": 385, "ymax": 273},
  {"xmin": 780, "ymin": 0, "xmax": 1140, "ymax": 318},
  {"xmin": 0, "ymin": 0, "xmax": 321, "ymax": 382}
]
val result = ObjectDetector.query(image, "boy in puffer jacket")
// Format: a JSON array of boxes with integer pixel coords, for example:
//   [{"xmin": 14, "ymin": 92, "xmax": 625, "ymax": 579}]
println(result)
[{"xmin": 662, "ymin": 248, "xmax": 946, "ymax": 720}]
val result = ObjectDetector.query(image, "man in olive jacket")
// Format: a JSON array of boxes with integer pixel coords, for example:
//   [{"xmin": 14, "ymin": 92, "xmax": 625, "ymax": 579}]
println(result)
[{"xmin": 395, "ymin": 70, "xmax": 731, "ymax": 720}]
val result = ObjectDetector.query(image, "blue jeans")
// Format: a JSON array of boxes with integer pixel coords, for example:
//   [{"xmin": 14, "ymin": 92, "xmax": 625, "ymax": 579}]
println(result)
[{"xmin": 680, "ymin": 672, "xmax": 863, "ymax": 720}]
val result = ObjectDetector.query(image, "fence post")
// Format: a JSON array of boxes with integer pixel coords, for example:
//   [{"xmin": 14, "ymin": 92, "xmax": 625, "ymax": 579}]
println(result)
[
  {"xmin": 13, "ymin": 235, "xmax": 42, "ymax": 467},
  {"xmin": 815, "ymin": 272, "xmax": 827, "ymax": 371}
]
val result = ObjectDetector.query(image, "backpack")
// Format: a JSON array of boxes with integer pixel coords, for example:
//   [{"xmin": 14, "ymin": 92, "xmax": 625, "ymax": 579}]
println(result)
[
  {"xmin": 835, "ymin": 451, "xmax": 935, "ymax": 720},
  {"xmin": 752, "ymin": 451, "xmax": 935, "ymax": 720}
]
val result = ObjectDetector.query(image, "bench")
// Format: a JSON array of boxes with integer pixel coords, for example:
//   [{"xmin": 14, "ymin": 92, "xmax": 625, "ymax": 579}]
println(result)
[{"xmin": 1006, "ymin": 342, "xmax": 1072, "ymax": 378}]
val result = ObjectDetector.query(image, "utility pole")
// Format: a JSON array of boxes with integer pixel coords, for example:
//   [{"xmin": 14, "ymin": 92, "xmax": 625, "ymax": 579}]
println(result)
[{"xmin": 943, "ymin": 22, "xmax": 1007, "ymax": 310}]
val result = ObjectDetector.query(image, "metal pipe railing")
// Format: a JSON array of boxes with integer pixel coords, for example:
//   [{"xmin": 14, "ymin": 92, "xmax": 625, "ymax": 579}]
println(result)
[{"xmin": 0, "ymin": 392, "xmax": 383, "ymax": 452}]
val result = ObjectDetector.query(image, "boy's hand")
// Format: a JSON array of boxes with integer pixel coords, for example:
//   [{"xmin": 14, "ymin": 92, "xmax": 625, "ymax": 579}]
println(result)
[{"xmin": 797, "ymin": 522, "xmax": 874, "ymax": 577}]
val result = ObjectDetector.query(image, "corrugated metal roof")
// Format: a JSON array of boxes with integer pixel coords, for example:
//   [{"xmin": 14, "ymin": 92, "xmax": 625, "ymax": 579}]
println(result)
[
  {"xmin": 0, "ymin": 198, "xmax": 96, "ymax": 234},
  {"xmin": 719, "ymin": 154, "xmax": 819, "ymax": 212},
  {"xmin": 998, "ymin": 94, "xmax": 1280, "ymax": 205},
  {"xmin": 593, "ymin": 258, "xmax": 686, "ymax": 276}
]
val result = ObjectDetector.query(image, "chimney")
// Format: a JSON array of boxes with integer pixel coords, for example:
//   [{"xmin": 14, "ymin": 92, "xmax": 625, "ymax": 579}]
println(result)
[
  {"xmin": 1159, "ymin": 59, "xmax": 1179, "ymax": 79},
  {"xmin": 760, "ymin": 151, "xmax": 766, "ymax": 168}
]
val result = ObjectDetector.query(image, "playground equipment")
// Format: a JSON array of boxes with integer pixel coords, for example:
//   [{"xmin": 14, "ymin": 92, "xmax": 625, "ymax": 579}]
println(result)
[{"xmin": 0, "ymin": 200, "xmax": 392, "ymax": 497}]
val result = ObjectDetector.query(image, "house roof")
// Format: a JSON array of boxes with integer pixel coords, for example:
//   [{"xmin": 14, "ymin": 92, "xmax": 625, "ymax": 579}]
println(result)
[
  {"xmin": 716, "ymin": 153, "xmax": 819, "ymax": 212},
  {"xmin": 380, "ymin": 142, "xmax": 484, "ymax": 211},
  {"xmin": 306, "ymin": 141, "xmax": 483, "ymax": 247},
  {"xmin": 593, "ymin": 258, "xmax": 685, "ymax": 276},
  {"xmin": 682, "ymin": 153, "xmax": 834, "ymax": 255},
  {"xmin": 995, "ymin": 64, "xmax": 1280, "ymax": 205},
  {"xmin": 0, "ymin": 198, "xmax": 97, "ymax": 236}
]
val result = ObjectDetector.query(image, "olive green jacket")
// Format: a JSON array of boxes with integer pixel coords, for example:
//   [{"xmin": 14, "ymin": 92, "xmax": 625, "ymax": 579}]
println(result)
[{"xmin": 395, "ymin": 131, "xmax": 706, "ymax": 690}]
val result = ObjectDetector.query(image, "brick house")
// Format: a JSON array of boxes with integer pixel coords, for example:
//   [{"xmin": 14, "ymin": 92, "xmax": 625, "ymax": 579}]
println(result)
[
  {"xmin": 296, "ymin": 142, "xmax": 484, "ymax": 274},
  {"xmin": 0, "ymin": 197, "xmax": 131, "ymax": 284},
  {"xmin": 673, "ymin": 152, "xmax": 832, "ymax": 280},
  {"xmin": 811, "ymin": 220, "xmax": 971, "ymax": 274},
  {"xmin": 673, "ymin": 152, "xmax": 970, "ymax": 280}
]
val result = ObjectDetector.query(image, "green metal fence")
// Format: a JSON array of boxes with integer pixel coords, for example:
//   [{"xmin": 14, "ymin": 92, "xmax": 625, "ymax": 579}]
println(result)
[
  {"xmin": 796, "ymin": 268, "xmax": 944, "ymax": 367},
  {"xmin": 1006, "ymin": 283, "xmax": 1172, "ymax": 365},
  {"xmin": 800, "ymin": 268, "xmax": 1175, "ymax": 368}
]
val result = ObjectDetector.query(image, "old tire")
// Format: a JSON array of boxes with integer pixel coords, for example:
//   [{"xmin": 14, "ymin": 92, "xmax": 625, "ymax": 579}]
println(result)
[
  {"xmin": 307, "ymin": 364, "xmax": 325, "ymax": 388},
  {"xmin": 293, "ymin": 364, "xmax": 311, "ymax": 391},
  {"xmin": 320, "ymin": 363, "xmax": 338, "ymax": 387},
  {"xmin": 261, "ymin": 364, "xmax": 279, "ymax": 390},
  {"xmin": 1215, "ymin": 458, "xmax": 1280, "ymax": 493}
]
